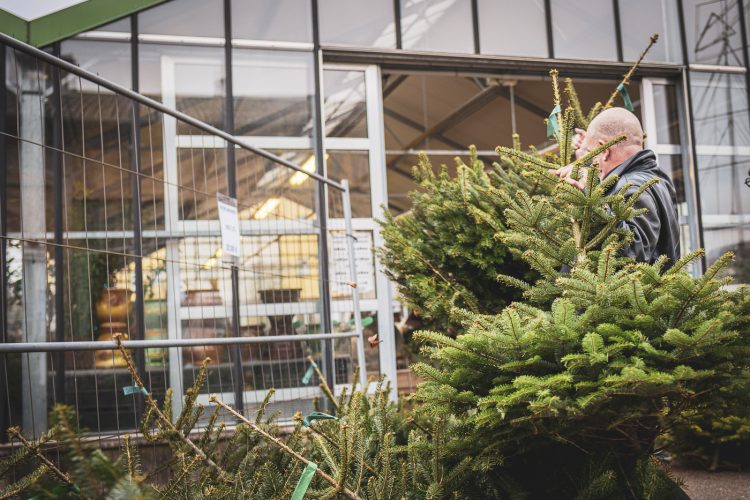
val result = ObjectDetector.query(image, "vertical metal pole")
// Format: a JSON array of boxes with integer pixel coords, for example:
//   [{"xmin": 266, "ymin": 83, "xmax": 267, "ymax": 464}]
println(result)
[
  {"xmin": 393, "ymin": 0, "xmax": 403, "ymax": 49},
  {"xmin": 0, "ymin": 44, "xmax": 9, "ymax": 442},
  {"xmin": 341, "ymin": 181, "xmax": 367, "ymax": 390},
  {"xmin": 311, "ymin": 0, "xmax": 337, "ymax": 403},
  {"xmin": 130, "ymin": 15, "xmax": 147, "ymax": 420},
  {"xmin": 51, "ymin": 44, "xmax": 66, "ymax": 405},
  {"xmin": 224, "ymin": 0, "xmax": 244, "ymax": 415},
  {"xmin": 676, "ymin": 0, "xmax": 706, "ymax": 272},
  {"xmin": 613, "ymin": 0, "xmax": 624, "ymax": 62},
  {"xmin": 19, "ymin": 57, "xmax": 48, "ymax": 437},
  {"xmin": 544, "ymin": 0, "xmax": 554, "ymax": 59},
  {"xmin": 471, "ymin": 0, "xmax": 480, "ymax": 55},
  {"xmin": 736, "ymin": 0, "xmax": 750, "ymax": 135}
]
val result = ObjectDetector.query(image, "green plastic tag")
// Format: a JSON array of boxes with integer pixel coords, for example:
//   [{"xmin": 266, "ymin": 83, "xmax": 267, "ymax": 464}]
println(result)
[
  {"xmin": 347, "ymin": 316, "xmax": 374, "ymax": 327},
  {"xmin": 291, "ymin": 462, "xmax": 318, "ymax": 500},
  {"xmin": 123, "ymin": 385, "xmax": 148, "ymax": 396},
  {"xmin": 302, "ymin": 411, "xmax": 338, "ymax": 427},
  {"xmin": 301, "ymin": 359, "xmax": 318, "ymax": 385},
  {"xmin": 617, "ymin": 83, "xmax": 634, "ymax": 112},
  {"xmin": 546, "ymin": 104, "xmax": 561, "ymax": 141}
]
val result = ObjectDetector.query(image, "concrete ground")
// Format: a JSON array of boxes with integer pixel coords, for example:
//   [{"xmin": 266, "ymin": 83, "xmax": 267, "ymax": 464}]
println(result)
[{"xmin": 673, "ymin": 467, "xmax": 750, "ymax": 500}]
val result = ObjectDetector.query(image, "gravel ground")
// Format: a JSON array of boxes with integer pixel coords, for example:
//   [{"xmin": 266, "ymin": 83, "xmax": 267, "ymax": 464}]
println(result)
[{"xmin": 673, "ymin": 467, "xmax": 750, "ymax": 499}]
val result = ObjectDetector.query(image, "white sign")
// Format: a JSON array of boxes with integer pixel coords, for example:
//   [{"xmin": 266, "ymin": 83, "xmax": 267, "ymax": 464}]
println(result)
[
  {"xmin": 331, "ymin": 231, "xmax": 375, "ymax": 295},
  {"xmin": 217, "ymin": 193, "xmax": 241, "ymax": 262}
]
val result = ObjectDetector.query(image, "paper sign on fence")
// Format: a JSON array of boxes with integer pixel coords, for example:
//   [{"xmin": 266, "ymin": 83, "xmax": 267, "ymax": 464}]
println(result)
[{"xmin": 217, "ymin": 193, "xmax": 241, "ymax": 263}]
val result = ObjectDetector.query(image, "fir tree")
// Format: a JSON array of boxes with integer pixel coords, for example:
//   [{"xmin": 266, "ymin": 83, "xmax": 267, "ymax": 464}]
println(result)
[{"xmin": 410, "ymin": 38, "xmax": 750, "ymax": 497}]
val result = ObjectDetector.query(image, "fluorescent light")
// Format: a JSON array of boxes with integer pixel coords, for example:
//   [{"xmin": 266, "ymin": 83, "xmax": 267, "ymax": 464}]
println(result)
[
  {"xmin": 289, "ymin": 155, "xmax": 317, "ymax": 186},
  {"xmin": 253, "ymin": 197, "xmax": 282, "ymax": 219},
  {"xmin": 288, "ymin": 153, "xmax": 329, "ymax": 186}
]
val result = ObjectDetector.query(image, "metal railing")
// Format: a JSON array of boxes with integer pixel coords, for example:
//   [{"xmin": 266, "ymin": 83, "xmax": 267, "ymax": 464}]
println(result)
[{"xmin": 0, "ymin": 32, "xmax": 369, "ymax": 440}]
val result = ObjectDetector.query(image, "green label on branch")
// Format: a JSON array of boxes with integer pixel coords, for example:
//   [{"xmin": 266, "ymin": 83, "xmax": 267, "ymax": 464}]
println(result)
[
  {"xmin": 302, "ymin": 411, "xmax": 338, "ymax": 427},
  {"xmin": 291, "ymin": 462, "xmax": 318, "ymax": 500},
  {"xmin": 547, "ymin": 104, "xmax": 561, "ymax": 141},
  {"xmin": 301, "ymin": 360, "xmax": 318, "ymax": 385},
  {"xmin": 617, "ymin": 83, "xmax": 634, "ymax": 112},
  {"xmin": 123, "ymin": 385, "xmax": 148, "ymax": 396}
]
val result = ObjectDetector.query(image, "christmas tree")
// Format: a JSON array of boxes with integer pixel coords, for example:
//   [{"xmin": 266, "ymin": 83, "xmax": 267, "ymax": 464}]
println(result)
[{"xmin": 408, "ymin": 39, "xmax": 750, "ymax": 497}]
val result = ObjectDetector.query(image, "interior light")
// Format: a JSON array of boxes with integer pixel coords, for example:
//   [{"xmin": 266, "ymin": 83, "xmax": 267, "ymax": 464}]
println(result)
[
  {"xmin": 288, "ymin": 154, "xmax": 329, "ymax": 186},
  {"xmin": 253, "ymin": 197, "xmax": 282, "ymax": 219},
  {"xmin": 288, "ymin": 155, "xmax": 317, "ymax": 186}
]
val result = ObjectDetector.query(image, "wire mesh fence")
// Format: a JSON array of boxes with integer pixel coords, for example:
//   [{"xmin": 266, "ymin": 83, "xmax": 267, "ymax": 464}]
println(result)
[{"xmin": 0, "ymin": 35, "xmax": 370, "ymax": 444}]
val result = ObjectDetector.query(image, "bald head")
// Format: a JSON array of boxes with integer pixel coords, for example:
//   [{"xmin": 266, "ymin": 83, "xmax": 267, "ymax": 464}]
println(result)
[
  {"xmin": 587, "ymin": 107, "xmax": 644, "ymax": 151},
  {"xmin": 578, "ymin": 107, "xmax": 645, "ymax": 178}
]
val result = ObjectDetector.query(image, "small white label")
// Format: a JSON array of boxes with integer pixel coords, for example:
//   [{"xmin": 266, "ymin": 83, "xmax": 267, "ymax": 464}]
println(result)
[
  {"xmin": 331, "ymin": 232, "xmax": 375, "ymax": 295},
  {"xmin": 217, "ymin": 193, "xmax": 241, "ymax": 262}
]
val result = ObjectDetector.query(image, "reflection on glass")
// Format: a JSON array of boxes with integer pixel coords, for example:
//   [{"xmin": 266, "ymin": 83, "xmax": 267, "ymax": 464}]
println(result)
[
  {"xmin": 319, "ymin": 0, "xmax": 396, "ymax": 48},
  {"xmin": 139, "ymin": 44, "xmax": 226, "ymax": 132},
  {"xmin": 478, "ymin": 0, "xmax": 547, "ymax": 57},
  {"xmin": 652, "ymin": 84, "xmax": 681, "ymax": 145},
  {"xmin": 551, "ymin": 0, "xmax": 617, "ymax": 60},
  {"xmin": 682, "ymin": 0, "xmax": 743, "ymax": 65},
  {"xmin": 691, "ymin": 72, "xmax": 750, "ymax": 147},
  {"xmin": 657, "ymin": 154, "xmax": 686, "ymax": 208},
  {"xmin": 139, "ymin": 0, "xmax": 224, "ymax": 38},
  {"xmin": 60, "ymin": 40, "xmax": 131, "ymax": 89},
  {"xmin": 177, "ymin": 146, "xmax": 228, "ymax": 220},
  {"xmin": 235, "ymin": 149, "xmax": 317, "ymax": 222},
  {"xmin": 324, "ymin": 70, "xmax": 368, "ymax": 138},
  {"xmin": 619, "ymin": 0, "xmax": 681, "ymax": 63},
  {"xmin": 232, "ymin": 0, "xmax": 312, "ymax": 42},
  {"xmin": 233, "ymin": 49, "xmax": 314, "ymax": 137},
  {"xmin": 697, "ymin": 155, "xmax": 750, "ymax": 281},
  {"xmin": 400, "ymin": 0, "xmax": 474, "ymax": 53},
  {"xmin": 327, "ymin": 151, "xmax": 372, "ymax": 218}
]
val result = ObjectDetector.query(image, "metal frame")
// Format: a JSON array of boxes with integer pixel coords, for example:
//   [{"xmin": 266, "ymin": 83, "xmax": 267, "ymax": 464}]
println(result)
[{"xmin": 0, "ymin": 30, "xmax": 369, "ymax": 427}]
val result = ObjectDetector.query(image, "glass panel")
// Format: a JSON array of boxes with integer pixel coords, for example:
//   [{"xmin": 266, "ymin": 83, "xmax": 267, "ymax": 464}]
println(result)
[
  {"xmin": 478, "ymin": 0, "xmax": 547, "ymax": 57},
  {"xmin": 84, "ymin": 17, "xmax": 132, "ymax": 34},
  {"xmin": 233, "ymin": 49, "xmax": 314, "ymax": 137},
  {"xmin": 138, "ymin": 0, "xmax": 224, "ymax": 38},
  {"xmin": 619, "ymin": 0, "xmax": 682, "ymax": 63},
  {"xmin": 319, "ymin": 0, "xmax": 396, "ymax": 48},
  {"xmin": 176, "ymin": 146, "xmax": 228, "ymax": 221},
  {"xmin": 231, "ymin": 0, "xmax": 312, "ymax": 42},
  {"xmin": 324, "ymin": 70, "xmax": 368, "ymax": 138},
  {"xmin": 697, "ymin": 155, "xmax": 750, "ymax": 281},
  {"xmin": 690, "ymin": 72, "xmax": 750, "ymax": 147},
  {"xmin": 657, "ymin": 154, "xmax": 686, "ymax": 207},
  {"xmin": 59, "ymin": 40, "xmax": 131, "ymax": 89},
  {"xmin": 550, "ymin": 0, "xmax": 617, "ymax": 61},
  {"xmin": 652, "ymin": 83, "xmax": 681, "ymax": 145},
  {"xmin": 400, "ymin": 0, "xmax": 474, "ymax": 53},
  {"xmin": 682, "ymin": 0, "xmax": 743, "ymax": 65},
  {"xmin": 139, "ymin": 45, "xmax": 226, "ymax": 132},
  {"xmin": 327, "ymin": 151, "xmax": 372, "ymax": 218},
  {"xmin": 235, "ymin": 149, "xmax": 318, "ymax": 222}
]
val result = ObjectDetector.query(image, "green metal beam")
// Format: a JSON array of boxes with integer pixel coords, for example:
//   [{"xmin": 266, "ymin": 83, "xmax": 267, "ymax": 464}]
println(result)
[
  {"xmin": 0, "ymin": 0, "xmax": 168, "ymax": 48},
  {"xmin": 0, "ymin": 10, "xmax": 28, "ymax": 42}
]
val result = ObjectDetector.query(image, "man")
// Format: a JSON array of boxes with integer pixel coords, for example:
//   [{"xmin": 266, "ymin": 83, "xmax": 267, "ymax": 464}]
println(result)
[{"xmin": 549, "ymin": 107, "xmax": 680, "ymax": 265}]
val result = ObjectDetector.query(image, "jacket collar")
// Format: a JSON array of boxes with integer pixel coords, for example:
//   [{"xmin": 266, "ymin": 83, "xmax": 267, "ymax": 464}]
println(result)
[{"xmin": 603, "ymin": 149, "xmax": 657, "ymax": 181}]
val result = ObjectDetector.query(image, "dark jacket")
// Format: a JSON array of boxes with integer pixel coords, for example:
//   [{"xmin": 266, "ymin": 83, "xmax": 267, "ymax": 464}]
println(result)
[{"xmin": 603, "ymin": 149, "xmax": 681, "ymax": 265}]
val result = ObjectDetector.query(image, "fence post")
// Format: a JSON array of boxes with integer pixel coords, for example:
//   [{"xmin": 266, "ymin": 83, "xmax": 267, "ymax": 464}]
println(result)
[{"xmin": 341, "ymin": 181, "xmax": 368, "ymax": 390}]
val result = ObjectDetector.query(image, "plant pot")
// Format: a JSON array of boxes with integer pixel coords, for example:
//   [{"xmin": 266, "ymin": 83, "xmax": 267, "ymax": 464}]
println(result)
[
  {"xmin": 95, "ymin": 322, "xmax": 130, "ymax": 368},
  {"xmin": 96, "ymin": 288, "xmax": 133, "ymax": 324}
]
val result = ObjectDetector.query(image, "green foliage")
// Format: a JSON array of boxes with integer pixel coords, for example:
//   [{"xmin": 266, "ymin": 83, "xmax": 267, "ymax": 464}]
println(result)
[
  {"xmin": 407, "ymin": 63, "xmax": 750, "ymax": 497},
  {"xmin": 379, "ymin": 147, "xmax": 538, "ymax": 331},
  {"xmin": 664, "ymin": 290, "xmax": 750, "ymax": 470},
  {"xmin": 1, "ymin": 356, "xmax": 469, "ymax": 499}
]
